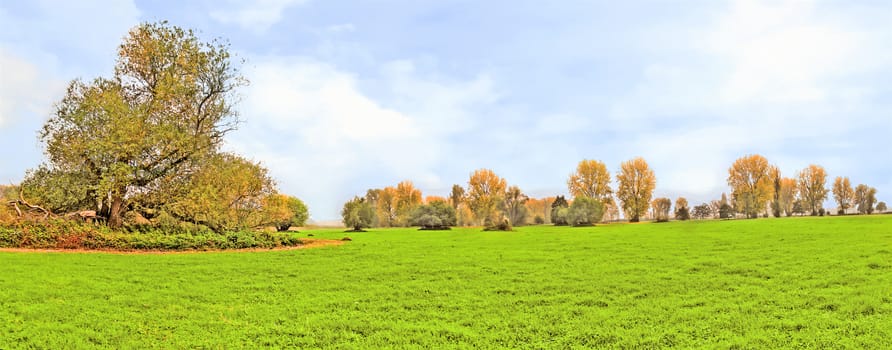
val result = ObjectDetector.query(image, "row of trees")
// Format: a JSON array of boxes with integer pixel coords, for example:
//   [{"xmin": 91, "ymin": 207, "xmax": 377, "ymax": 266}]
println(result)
[
  {"xmin": 343, "ymin": 155, "xmax": 887, "ymax": 230},
  {"xmin": 2, "ymin": 22, "xmax": 308, "ymax": 233},
  {"xmin": 726, "ymin": 155, "xmax": 882, "ymax": 218}
]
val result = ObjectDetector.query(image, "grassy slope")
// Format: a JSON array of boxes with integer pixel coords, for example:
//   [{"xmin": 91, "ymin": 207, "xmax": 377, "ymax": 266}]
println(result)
[{"xmin": 1, "ymin": 216, "xmax": 890, "ymax": 348}]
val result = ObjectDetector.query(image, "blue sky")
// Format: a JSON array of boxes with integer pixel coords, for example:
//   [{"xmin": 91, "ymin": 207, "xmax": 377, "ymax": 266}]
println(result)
[{"xmin": 1, "ymin": 0, "xmax": 890, "ymax": 220}]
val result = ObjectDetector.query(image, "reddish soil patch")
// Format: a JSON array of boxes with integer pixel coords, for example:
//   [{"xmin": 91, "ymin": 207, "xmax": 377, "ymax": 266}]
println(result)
[{"xmin": 0, "ymin": 238, "xmax": 345, "ymax": 255}]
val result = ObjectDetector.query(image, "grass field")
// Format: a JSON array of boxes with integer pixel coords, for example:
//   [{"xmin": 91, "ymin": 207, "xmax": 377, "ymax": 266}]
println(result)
[{"xmin": 1, "ymin": 216, "xmax": 890, "ymax": 348}]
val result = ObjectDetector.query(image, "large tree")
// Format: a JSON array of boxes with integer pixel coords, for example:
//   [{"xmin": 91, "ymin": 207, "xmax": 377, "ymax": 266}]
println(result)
[
  {"xmin": 651, "ymin": 197, "xmax": 672, "ymax": 222},
  {"xmin": 466, "ymin": 169, "xmax": 507, "ymax": 225},
  {"xmin": 31, "ymin": 22, "xmax": 245, "ymax": 228},
  {"xmin": 567, "ymin": 159, "xmax": 612, "ymax": 201},
  {"xmin": 778, "ymin": 177, "xmax": 798, "ymax": 217},
  {"xmin": 854, "ymin": 184, "xmax": 877, "ymax": 214},
  {"xmin": 831, "ymin": 176, "xmax": 854, "ymax": 214},
  {"xmin": 726, "ymin": 155, "xmax": 774, "ymax": 219},
  {"xmin": 797, "ymin": 165, "xmax": 828, "ymax": 216},
  {"xmin": 616, "ymin": 157, "xmax": 656, "ymax": 222},
  {"xmin": 504, "ymin": 186, "xmax": 529, "ymax": 226},
  {"xmin": 449, "ymin": 184, "xmax": 465, "ymax": 210},
  {"xmin": 342, "ymin": 197, "xmax": 376, "ymax": 232},
  {"xmin": 394, "ymin": 180, "xmax": 422, "ymax": 226}
]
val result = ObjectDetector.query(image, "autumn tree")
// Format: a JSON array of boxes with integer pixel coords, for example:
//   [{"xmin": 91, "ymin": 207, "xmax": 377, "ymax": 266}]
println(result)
[
  {"xmin": 778, "ymin": 177, "xmax": 798, "ymax": 217},
  {"xmin": 831, "ymin": 176, "xmax": 854, "ymax": 215},
  {"xmin": 449, "ymin": 184, "xmax": 465, "ymax": 210},
  {"xmin": 567, "ymin": 159, "xmax": 612, "ymax": 201},
  {"xmin": 162, "ymin": 153, "xmax": 274, "ymax": 232},
  {"xmin": 366, "ymin": 187, "xmax": 396, "ymax": 227},
  {"xmin": 263, "ymin": 194, "xmax": 309, "ymax": 231},
  {"xmin": 616, "ymin": 157, "xmax": 656, "ymax": 222},
  {"xmin": 29, "ymin": 22, "xmax": 246, "ymax": 228},
  {"xmin": 769, "ymin": 167, "xmax": 783, "ymax": 217},
  {"xmin": 504, "ymin": 186, "xmax": 529, "ymax": 226},
  {"xmin": 466, "ymin": 169, "xmax": 507, "ymax": 226},
  {"xmin": 876, "ymin": 202, "xmax": 887, "ymax": 213},
  {"xmin": 566, "ymin": 196, "xmax": 604, "ymax": 226},
  {"xmin": 394, "ymin": 181, "xmax": 422, "ymax": 226},
  {"xmin": 675, "ymin": 197, "xmax": 690, "ymax": 221},
  {"xmin": 727, "ymin": 155, "xmax": 774, "ymax": 219},
  {"xmin": 854, "ymin": 184, "xmax": 877, "ymax": 214},
  {"xmin": 797, "ymin": 165, "xmax": 828, "ymax": 216},
  {"xmin": 342, "ymin": 197, "xmax": 376, "ymax": 232},
  {"xmin": 525, "ymin": 197, "xmax": 554, "ymax": 224},
  {"xmin": 551, "ymin": 195, "xmax": 570, "ymax": 226},
  {"xmin": 651, "ymin": 197, "xmax": 672, "ymax": 222}
]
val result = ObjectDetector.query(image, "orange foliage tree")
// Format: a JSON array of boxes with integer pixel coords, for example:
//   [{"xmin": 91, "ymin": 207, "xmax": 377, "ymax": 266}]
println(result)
[
  {"xmin": 797, "ymin": 165, "xmax": 828, "ymax": 215},
  {"xmin": 727, "ymin": 155, "xmax": 774, "ymax": 218}
]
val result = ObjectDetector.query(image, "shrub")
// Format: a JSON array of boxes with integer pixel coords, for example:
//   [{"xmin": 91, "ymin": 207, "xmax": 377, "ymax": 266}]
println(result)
[
  {"xmin": 409, "ymin": 201, "xmax": 456, "ymax": 230},
  {"xmin": 0, "ymin": 219, "xmax": 303, "ymax": 251},
  {"xmin": 566, "ymin": 196, "xmax": 604, "ymax": 226},
  {"xmin": 533, "ymin": 215, "xmax": 545, "ymax": 225}
]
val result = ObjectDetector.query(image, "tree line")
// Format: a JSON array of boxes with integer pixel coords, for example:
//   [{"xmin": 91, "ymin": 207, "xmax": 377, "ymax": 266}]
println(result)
[{"xmin": 342, "ymin": 155, "xmax": 887, "ymax": 230}]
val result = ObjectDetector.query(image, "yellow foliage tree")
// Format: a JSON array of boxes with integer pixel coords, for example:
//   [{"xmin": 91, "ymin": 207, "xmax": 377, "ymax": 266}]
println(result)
[
  {"xmin": 394, "ymin": 180, "xmax": 422, "ymax": 226},
  {"xmin": 467, "ymin": 169, "xmax": 507, "ymax": 225},
  {"xmin": 778, "ymin": 177, "xmax": 798, "ymax": 217},
  {"xmin": 798, "ymin": 164, "xmax": 828, "ymax": 215},
  {"xmin": 727, "ymin": 155, "xmax": 774, "ymax": 218},
  {"xmin": 616, "ymin": 157, "xmax": 656, "ymax": 222},
  {"xmin": 831, "ymin": 176, "xmax": 854, "ymax": 214},
  {"xmin": 567, "ymin": 159, "xmax": 612, "ymax": 201}
]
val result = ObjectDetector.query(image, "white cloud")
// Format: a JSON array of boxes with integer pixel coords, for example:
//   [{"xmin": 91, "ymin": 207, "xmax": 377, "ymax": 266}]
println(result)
[
  {"xmin": 0, "ymin": 50, "xmax": 57, "ymax": 128},
  {"xmin": 226, "ymin": 57, "xmax": 497, "ymax": 220},
  {"xmin": 210, "ymin": 0, "xmax": 308, "ymax": 31},
  {"xmin": 607, "ymin": 0, "xmax": 892, "ymax": 204}
]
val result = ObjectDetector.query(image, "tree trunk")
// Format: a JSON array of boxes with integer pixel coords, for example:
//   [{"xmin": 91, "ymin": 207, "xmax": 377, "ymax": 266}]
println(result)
[{"xmin": 107, "ymin": 194, "xmax": 125, "ymax": 229}]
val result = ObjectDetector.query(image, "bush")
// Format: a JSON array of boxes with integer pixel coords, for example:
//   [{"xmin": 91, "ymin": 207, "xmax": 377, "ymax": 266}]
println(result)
[
  {"xmin": 483, "ymin": 216, "xmax": 512, "ymax": 231},
  {"xmin": 409, "ymin": 201, "xmax": 456, "ymax": 230},
  {"xmin": 0, "ymin": 219, "xmax": 303, "ymax": 251},
  {"xmin": 533, "ymin": 215, "xmax": 545, "ymax": 225},
  {"xmin": 566, "ymin": 197, "xmax": 604, "ymax": 226}
]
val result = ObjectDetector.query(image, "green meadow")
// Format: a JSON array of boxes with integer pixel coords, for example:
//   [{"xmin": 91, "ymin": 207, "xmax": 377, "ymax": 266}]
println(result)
[{"xmin": 1, "ymin": 216, "xmax": 890, "ymax": 348}]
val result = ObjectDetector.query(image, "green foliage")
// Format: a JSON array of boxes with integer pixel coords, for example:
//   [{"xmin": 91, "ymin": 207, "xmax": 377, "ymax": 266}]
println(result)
[
  {"xmin": 565, "ymin": 196, "xmax": 604, "ymax": 226},
  {"xmin": 533, "ymin": 215, "xmax": 545, "ymax": 225},
  {"xmin": 31, "ymin": 21, "xmax": 246, "ymax": 228},
  {"xmin": 675, "ymin": 206, "xmax": 691, "ymax": 221},
  {"xmin": 550, "ymin": 195, "xmax": 569, "ymax": 226},
  {"xmin": 482, "ymin": 216, "xmax": 512, "ymax": 231},
  {"xmin": 342, "ymin": 197, "xmax": 376, "ymax": 231},
  {"xmin": 1, "ymin": 216, "xmax": 890, "ymax": 348},
  {"xmin": 409, "ymin": 201, "xmax": 456, "ymax": 230},
  {"xmin": 0, "ymin": 220, "xmax": 301, "ymax": 250},
  {"xmin": 503, "ymin": 186, "xmax": 528, "ymax": 226},
  {"xmin": 268, "ymin": 195, "xmax": 309, "ymax": 232},
  {"xmin": 692, "ymin": 203, "xmax": 712, "ymax": 220},
  {"xmin": 164, "ymin": 153, "xmax": 275, "ymax": 232}
]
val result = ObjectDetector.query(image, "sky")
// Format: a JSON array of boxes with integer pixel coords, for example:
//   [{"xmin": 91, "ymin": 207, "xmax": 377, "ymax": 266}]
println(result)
[{"xmin": 1, "ymin": 0, "xmax": 890, "ymax": 221}]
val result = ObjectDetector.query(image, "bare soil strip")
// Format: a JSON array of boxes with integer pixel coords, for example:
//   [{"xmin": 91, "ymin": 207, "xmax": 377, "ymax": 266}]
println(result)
[{"xmin": 0, "ymin": 238, "xmax": 345, "ymax": 255}]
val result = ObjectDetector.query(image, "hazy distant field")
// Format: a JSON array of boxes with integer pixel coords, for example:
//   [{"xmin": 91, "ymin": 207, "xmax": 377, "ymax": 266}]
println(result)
[{"xmin": 1, "ymin": 216, "xmax": 890, "ymax": 348}]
